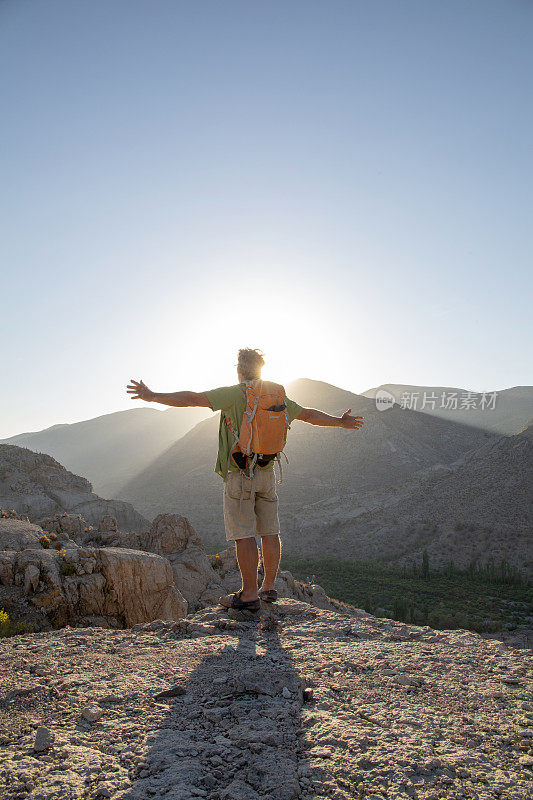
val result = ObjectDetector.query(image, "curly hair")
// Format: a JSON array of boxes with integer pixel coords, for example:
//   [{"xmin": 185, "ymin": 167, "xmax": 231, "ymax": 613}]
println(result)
[{"xmin": 237, "ymin": 348, "xmax": 265, "ymax": 380}]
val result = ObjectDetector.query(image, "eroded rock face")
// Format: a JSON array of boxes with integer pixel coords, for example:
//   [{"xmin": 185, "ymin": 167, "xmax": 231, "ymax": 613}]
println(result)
[
  {"xmin": 0, "ymin": 519, "xmax": 186, "ymax": 629},
  {"xmin": 95, "ymin": 547, "xmax": 187, "ymax": 626},
  {"xmin": 0, "ymin": 444, "xmax": 148, "ymax": 533}
]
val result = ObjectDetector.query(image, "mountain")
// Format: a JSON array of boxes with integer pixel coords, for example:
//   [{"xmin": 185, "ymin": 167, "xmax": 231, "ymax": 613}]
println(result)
[
  {"xmin": 362, "ymin": 383, "xmax": 533, "ymax": 435},
  {"xmin": 0, "ymin": 444, "xmax": 149, "ymax": 532},
  {"xmin": 288, "ymin": 423, "xmax": 533, "ymax": 574},
  {"xmin": 118, "ymin": 379, "xmax": 496, "ymax": 548},
  {"xmin": 0, "ymin": 406, "xmax": 210, "ymax": 497}
]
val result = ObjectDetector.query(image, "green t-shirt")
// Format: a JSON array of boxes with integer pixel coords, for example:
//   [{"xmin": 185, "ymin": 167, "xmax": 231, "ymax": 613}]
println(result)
[{"xmin": 204, "ymin": 382, "xmax": 303, "ymax": 479}]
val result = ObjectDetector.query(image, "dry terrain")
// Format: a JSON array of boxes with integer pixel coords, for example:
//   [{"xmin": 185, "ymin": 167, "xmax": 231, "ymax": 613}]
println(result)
[
  {"xmin": 1, "ymin": 407, "xmax": 209, "ymax": 498},
  {"xmin": 287, "ymin": 423, "xmax": 533, "ymax": 573},
  {"xmin": 1, "ymin": 599, "xmax": 532, "ymax": 800}
]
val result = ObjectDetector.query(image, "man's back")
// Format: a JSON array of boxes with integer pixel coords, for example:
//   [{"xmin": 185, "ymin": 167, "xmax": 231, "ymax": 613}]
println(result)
[{"xmin": 204, "ymin": 382, "xmax": 303, "ymax": 479}]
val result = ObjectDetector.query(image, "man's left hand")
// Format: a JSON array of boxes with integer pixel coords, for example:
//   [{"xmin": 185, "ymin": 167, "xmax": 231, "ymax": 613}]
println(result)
[{"xmin": 340, "ymin": 409, "xmax": 364, "ymax": 429}]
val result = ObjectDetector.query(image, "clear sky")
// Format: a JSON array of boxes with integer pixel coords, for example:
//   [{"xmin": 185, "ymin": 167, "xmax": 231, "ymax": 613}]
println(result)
[{"xmin": 1, "ymin": 0, "xmax": 532, "ymax": 438}]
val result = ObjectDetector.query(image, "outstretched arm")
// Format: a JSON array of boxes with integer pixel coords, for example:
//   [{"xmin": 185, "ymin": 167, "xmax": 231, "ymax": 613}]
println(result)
[
  {"xmin": 127, "ymin": 379, "xmax": 211, "ymax": 408},
  {"xmin": 296, "ymin": 407, "xmax": 364, "ymax": 429}
]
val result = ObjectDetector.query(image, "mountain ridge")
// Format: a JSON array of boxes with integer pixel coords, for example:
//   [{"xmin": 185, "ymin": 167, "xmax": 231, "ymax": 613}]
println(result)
[
  {"xmin": 362, "ymin": 383, "xmax": 533, "ymax": 435},
  {"xmin": 0, "ymin": 405, "xmax": 210, "ymax": 497}
]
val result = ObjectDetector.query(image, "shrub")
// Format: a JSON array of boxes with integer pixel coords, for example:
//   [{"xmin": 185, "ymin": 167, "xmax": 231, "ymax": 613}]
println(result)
[
  {"xmin": 60, "ymin": 563, "xmax": 76, "ymax": 576},
  {"xmin": 0, "ymin": 609, "xmax": 9, "ymax": 636},
  {"xmin": 0, "ymin": 608, "xmax": 37, "ymax": 638},
  {"xmin": 39, "ymin": 535, "xmax": 51, "ymax": 549}
]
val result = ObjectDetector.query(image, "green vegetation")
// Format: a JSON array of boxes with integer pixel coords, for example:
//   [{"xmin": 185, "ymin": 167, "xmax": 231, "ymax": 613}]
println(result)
[
  {"xmin": 281, "ymin": 552, "xmax": 533, "ymax": 634},
  {"xmin": 0, "ymin": 608, "xmax": 37, "ymax": 638},
  {"xmin": 58, "ymin": 548, "xmax": 76, "ymax": 575}
]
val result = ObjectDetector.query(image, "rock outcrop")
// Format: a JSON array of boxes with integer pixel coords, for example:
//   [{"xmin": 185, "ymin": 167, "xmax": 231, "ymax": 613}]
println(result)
[
  {"xmin": 0, "ymin": 445, "xmax": 148, "ymax": 533},
  {"xmin": 1, "ymin": 508, "xmax": 357, "ymax": 634},
  {"xmin": 0, "ymin": 518, "xmax": 186, "ymax": 629},
  {"xmin": 0, "ymin": 599, "xmax": 531, "ymax": 800},
  {"xmin": 210, "ymin": 546, "xmax": 355, "ymax": 615}
]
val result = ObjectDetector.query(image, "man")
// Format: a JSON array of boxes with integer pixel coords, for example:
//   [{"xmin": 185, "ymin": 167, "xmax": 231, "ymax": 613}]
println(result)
[{"xmin": 127, "ymin": 348, "xmax": 364, "ymax": 613}]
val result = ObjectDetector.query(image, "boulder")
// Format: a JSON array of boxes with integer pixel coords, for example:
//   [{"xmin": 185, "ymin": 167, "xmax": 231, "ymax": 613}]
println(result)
[
  {"xmin": 23, "ymin": 564, "xmax": 40, "ymax": 595},
  {"xmin": 99, "ymin": 515, "xmax": 118, "ymax": 532},
  {"xmin": 145, "ymin": 515, "xmax": 225, "ymax": 609},
  {"xmin": 0, "ymin": 518, "xmax": 46, "ymax": 551},
  {"xmin": 95, "ymin": 547, "xmax": 187, "ymax": 626}
]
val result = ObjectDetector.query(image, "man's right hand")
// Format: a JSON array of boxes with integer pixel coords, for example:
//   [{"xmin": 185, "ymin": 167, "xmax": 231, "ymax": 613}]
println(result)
[{"xmin": 127, "ymin": 379, "xmax": 155, "ymax": 402}]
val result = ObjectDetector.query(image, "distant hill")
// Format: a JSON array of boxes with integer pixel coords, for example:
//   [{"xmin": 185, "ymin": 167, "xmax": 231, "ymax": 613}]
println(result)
[
  {"xmin": 118, "ymin": 379, "xmax": 495, "ymax": 549},
  {"xmin": 0, "ymin": 444, "xmax": 149, "ymax": 532},
  {"xmin": 288, "ymin": 423, "xmax": 533, "ymax": 574},
  {"xmin": 0, "ymin": 406, "xmax": 210, "ymax": 497},
  {"xmin": 362, "ymin": 384, "xmax": 533, "ymax": 435}
]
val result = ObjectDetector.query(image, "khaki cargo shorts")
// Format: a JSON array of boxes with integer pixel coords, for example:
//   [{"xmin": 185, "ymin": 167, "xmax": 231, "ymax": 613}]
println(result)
[{"xmin": 223, "ymin": 468, "xmax": 280, "ymax": 541}]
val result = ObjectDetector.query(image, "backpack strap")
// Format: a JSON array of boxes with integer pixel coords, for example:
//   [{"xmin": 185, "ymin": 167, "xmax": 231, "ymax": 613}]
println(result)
[
  {"xmin": 241, "ymin": 390, "xmax": 260, "ymax": 454},
  {"xmin": 247, "ymin": 452, "xmax": 258, "ymax": 479},
  {"xmin": 223, "ymin": 412, "xmax": 240, "ymax": 477},
  {"xmin": 275, "ymin": 451, "xmax": 289, "ymax": 484}
]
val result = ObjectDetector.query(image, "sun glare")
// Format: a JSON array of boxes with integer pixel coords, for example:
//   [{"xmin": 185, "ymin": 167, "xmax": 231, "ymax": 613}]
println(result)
[{"xmin": 146, "ymin": 278, "xmax": 333, "ymax": 392}]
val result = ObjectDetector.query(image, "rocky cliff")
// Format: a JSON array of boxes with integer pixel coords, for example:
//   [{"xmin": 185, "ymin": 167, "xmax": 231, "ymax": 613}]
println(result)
[{"xmin": 0, "ymin": 445, "xmax": 148, "ymax": 533}]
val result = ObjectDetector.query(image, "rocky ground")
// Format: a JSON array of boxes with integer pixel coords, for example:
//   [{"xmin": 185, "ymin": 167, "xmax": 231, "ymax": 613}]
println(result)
[{"xmin": 1, "ymin": 600, "xmax": 532, "ymax": 800}]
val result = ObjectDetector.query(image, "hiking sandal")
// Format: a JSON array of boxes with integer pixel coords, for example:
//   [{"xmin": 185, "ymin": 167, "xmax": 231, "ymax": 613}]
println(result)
[
  {"xmin": 259, "ymin": 589, "xmax": 278, "ymax": 603},
  {"xmin": 219, "ymin": 591, "xmax": 260, "ymax": 612}
]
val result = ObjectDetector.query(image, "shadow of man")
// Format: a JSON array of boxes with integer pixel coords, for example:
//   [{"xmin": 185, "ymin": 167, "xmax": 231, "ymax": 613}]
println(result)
[{"xmin": 116, "ymin": 608, "xmax": 323, "ymax": 800}]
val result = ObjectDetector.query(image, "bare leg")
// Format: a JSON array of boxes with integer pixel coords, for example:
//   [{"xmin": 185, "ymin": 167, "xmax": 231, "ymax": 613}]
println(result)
[
  {"xmin": 259, "ymin": 534, "xmax": 281, "ymax": 591},
  {"xmin": 234, "ymin": 536, "xmax": 259, "ymax": 601}
]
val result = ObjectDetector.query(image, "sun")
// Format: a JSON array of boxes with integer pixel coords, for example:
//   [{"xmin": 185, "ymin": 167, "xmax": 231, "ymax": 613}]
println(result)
[{"xmin": 143, "ymin": 271, "xmax": 359, "ymax": 395}]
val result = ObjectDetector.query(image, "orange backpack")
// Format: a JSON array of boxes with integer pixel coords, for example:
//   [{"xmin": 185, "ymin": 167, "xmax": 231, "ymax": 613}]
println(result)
[{"xmin": 224, "ymin": 379, "xmax": 291, "ymax": 479}]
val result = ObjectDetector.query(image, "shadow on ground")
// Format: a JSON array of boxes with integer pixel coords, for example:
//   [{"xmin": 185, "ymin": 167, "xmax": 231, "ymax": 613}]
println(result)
[{"xmin": 116, "ymin": 607, "xmax": 323, "ymax": 800}]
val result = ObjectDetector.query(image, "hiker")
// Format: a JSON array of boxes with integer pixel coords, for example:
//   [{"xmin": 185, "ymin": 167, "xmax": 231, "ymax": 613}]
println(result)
[{"xmin": 127, "ymin": 348, "xmax": 364, "ymax": 613}]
